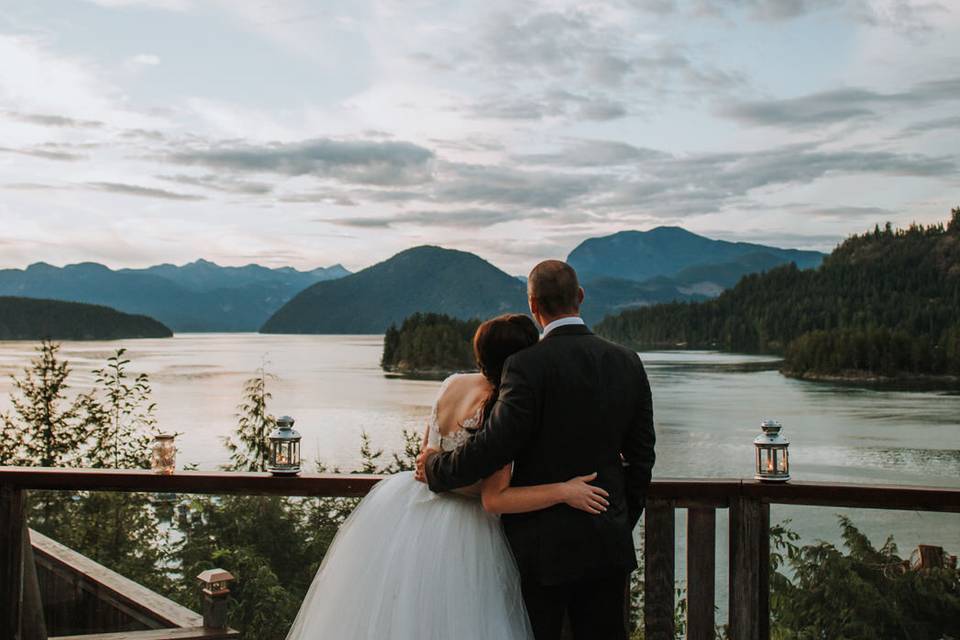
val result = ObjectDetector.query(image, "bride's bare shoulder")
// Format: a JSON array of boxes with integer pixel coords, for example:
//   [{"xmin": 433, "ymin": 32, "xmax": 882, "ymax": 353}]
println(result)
[
  {"xmin": 442, "ymin": 372, "xmax": 487, "ymax": 388},
  {"xmin": 436, "ymin": 373, "xmax": 491, "ymax": 413}
]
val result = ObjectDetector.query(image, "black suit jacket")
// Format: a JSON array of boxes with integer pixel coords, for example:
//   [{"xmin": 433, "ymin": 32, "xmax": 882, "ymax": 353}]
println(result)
[{"xmin": 425, "ymin": 323, "xmax": 656, "ymax": 585}]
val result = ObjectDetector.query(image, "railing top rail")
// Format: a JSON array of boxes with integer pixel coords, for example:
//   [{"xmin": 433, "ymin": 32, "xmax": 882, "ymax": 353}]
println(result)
[{"xmin": 1, "ymin": 467, "xmax": 958, "ymax": 513}]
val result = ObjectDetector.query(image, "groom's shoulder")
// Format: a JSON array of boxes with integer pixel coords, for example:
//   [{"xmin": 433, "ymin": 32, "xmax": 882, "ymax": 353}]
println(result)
[{"xmin": 589, "ymin": 333, "xmax": 647, "ymax": 368}]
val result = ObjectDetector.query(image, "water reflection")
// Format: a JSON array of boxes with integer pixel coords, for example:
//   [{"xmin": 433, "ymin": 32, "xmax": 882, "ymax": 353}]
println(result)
[{"xmin": 0, "ymin": 335, "xmax": 956, "ymax": 560}]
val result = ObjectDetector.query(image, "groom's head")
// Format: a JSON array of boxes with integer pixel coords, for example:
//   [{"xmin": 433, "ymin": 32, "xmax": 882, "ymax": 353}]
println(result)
[{"xmin": 527, "ymin": 260, "xmax": 584, "ymax": 328}]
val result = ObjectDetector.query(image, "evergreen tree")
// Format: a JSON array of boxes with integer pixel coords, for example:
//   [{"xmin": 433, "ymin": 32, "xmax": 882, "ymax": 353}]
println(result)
[
  {"xmin": 0, "ymin": 340, "xmax": 93, "ymax": 466},
  {"xmin": 770, "ymin": 518, "xmax": 960, "ymax": 639},
  {"xmin": 85, "ymin": 348, "xmax": 160, "ymax": 469},
  {"xmin": 223, "ymin": 367, "xmax": 277, "ymax": 472}
]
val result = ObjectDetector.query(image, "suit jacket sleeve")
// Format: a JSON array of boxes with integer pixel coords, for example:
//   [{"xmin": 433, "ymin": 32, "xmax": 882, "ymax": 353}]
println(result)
[
  {"xmin": 425, "ymin": 356, "xmax": 539, "ymax": 493},
  {"xmin": 624, "ymin": 356, "xmax": 656, "ymax": 527}
]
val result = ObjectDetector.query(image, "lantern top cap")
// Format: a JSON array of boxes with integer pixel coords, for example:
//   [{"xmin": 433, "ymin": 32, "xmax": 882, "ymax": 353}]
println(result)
[
  {"xmin": 269, "ymin": 416, "xmax": 300, "ymax": 440},
  {"xmin": 760, "ymin": 419, "xmax": 782, "ymax": 433},
  {"xmin": 755, "ymin": 419, "xmax": 788, "ymax": 445},
  {"xmin": 196, "ymin": 568, "xmax": 234, "ymax": 584}
]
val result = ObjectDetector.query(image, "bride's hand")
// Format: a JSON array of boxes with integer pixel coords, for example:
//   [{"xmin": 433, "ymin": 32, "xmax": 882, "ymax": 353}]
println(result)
[{"xmin": 561, "ymin": 472, "xmax": 609, "ymax": 514}]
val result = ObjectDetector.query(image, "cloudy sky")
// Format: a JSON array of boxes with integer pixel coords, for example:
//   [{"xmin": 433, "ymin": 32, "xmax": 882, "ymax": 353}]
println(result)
[{"xmin": 1, "ymin": 0, "xmax": 958, "ymax": 274}]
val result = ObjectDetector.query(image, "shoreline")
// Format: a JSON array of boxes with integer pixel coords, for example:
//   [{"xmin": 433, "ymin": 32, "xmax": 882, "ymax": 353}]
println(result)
[
  {"xmin": 783, "ymin": 369, "xmax": 960, "ymax": 392},
  {"xmin": 382, "ymin": 366, "xmax": 479, "ymax": 381}
]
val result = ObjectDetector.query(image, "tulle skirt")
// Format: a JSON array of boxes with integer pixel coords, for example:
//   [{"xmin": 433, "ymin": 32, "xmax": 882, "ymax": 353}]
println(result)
[{"xmin": 286, "ymin": 471, "xmax": 534, "ymax": 640}]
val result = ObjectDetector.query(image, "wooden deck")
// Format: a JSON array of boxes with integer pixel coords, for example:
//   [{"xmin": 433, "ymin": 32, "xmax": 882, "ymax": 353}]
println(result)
[
  {"xmin": 31, "ymin": 528, "xmax": 203, "ymax": 633},
  {"xmin": 2, "ymin": 467, "xmax": 958, "ymax": 640}
]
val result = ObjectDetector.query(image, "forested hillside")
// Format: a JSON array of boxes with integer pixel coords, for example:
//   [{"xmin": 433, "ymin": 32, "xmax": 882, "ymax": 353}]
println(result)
[
  {"xmin": 262, "ymin": 246, "xmax": 527, "ymax": 334},
  {"xmin": 381, "ymin": 313, "xmax": 480, "ymax": 374},
  {"xmin": 596, "ymin": 209, "xmax": 960, "ymax": 380},
  {"xmin": 0, "ymin": 297, "xmax": 172, "ymax": 340}
]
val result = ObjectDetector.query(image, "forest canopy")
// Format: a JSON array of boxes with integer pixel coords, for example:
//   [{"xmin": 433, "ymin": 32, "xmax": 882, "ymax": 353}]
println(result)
[
  {"xmin": 381, "ymin": 313, "xmax": 481, "ymax": 374},
  {"xmin": 0, "ymin": 296, "xmax": 172, "ymax": 340},
  {"xmin": 596, "ymin": 208, "xmax": 960, "ymax": 381}
]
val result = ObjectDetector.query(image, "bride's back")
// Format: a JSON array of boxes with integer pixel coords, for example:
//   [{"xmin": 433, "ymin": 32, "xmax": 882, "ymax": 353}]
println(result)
[{"xmin": 434, "ymin": 373, "xmax": 492, "ymax": 437}]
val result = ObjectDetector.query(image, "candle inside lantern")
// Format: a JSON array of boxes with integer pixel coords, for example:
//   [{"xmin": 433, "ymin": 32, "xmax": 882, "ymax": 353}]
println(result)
[{"xmin": 151, "ymin": 434, "xmax": 176, "ymax": 475}]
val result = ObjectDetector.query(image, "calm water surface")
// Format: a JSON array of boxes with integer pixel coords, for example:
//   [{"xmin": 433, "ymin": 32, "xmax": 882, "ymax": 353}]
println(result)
[{"xmin": 1, "ymin": 334, "xmax": 957, "ymax": 598}]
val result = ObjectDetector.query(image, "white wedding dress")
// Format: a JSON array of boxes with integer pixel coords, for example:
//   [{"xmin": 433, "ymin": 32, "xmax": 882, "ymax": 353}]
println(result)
[{"xmin": 286, "ymin": 376, "xmax": 534, "ymax": 640}]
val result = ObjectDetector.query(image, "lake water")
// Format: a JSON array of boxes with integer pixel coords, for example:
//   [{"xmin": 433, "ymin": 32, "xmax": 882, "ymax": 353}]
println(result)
[{"xmin": 1, "ymin": 334, "xmax": 957, "ymax": 603}]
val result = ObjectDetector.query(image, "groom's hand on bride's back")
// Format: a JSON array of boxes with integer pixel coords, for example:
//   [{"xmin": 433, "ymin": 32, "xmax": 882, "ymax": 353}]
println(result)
[{"xmin": 415, "ymin": 447, "xmax": 439, "ymax": 482}]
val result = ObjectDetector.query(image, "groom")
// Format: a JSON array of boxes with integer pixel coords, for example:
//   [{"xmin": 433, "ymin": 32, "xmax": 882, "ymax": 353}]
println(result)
[{"xmin": 416, "ymin": 259, "xmax": 656, "ymax": 640}]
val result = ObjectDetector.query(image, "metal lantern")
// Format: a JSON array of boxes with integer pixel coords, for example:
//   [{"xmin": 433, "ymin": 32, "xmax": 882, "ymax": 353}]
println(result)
[
  {"xmin": 268, "ymin": 415, "xmax": 301, "ymax": 476},
  {"xmin": 150, "ymin": 434, "xmax": 176, "ymax": 475},
  {"xmin": 197, "ymin": 568, "xmax": 235, "ymax": 628},
  {"xmin": 754, "ymin": 419, "xmax": 790, "ymax": 482}
]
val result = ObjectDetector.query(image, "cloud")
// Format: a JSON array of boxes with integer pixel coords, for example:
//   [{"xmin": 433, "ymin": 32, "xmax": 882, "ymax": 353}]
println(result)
[
  {"xmin": 436, "ymin": 163, "xmax": 602, "ymax": 208},
  {"xmin": 85, "ymin": 0, "xmax": 192, "ymax": 10},
  {"xmin": 4, "ymin": 182, "xmax": 60, "ymax": 191},
  {"xmin": 720, "ymin": 76, "xmax": 960, "ymax": 129},
  {"xmin": 168, "ymin": 138, "xmax": 436, "ymax": 186},
  {"xmin": 0, "ymin": 35, "xmax": 162, "ymax": 129},
  {"xmin": 85, "ymin": 182, "xmax": 205, "ymax": 200},
  {"xmin": 467, "ymin": 90, "xmax": 629, "ymax": 122},
  {"xmin": 516, "ymin": 140, "xmax": 670, "ymax": 167},
  {"xmin": 696, "ymin": 0, "xmax": 846, "ymax": 21},
  {"xmin": 324, "ymin": 208, "xmax": 520, "ymax": 229},
  {"xmin": 597, "ymin": 144, "xmax": 956, "ymax": 216},
  {"xmin": 158, "ymin": 174, "xmax": 273, "ymax": 195},
  {"xmin": 279, "ymin": 192, "xmax": 358, "ymax": 206},
  {"xmin": 0, "ymin": 146, "xmax": 85, "ymax": 161},
  {"xmin": 422, "ymin": 7, "xmax": 743, "ymax": 125},
  {"xmin": 898, "ymin": 115, "xmax": 960, "ymax": 137},
  {"xmin": 1, "ymin": 110, "xmax": 104, "ymax": 128},
  {"xmin": 125, "ymin": 53, "xmax": 161, "ymax": 70},
  {"xmin": 685, "ymin": 0, "xmax": 944, "ymax": 32},
  {"xmin": 807, "ymin": 205, "xmax": 899, "ymax": 218}
]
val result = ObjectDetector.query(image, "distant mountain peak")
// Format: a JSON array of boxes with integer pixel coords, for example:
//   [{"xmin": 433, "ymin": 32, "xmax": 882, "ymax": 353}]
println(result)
[
  {"xmin": 25, "ymin": 261, "xmax": 56, "ymax": 271},
  {"xmin": 568, "ymin": 226, "xmax": 823, "ymax": 284},
  {"xmin": 188, "ymin": 258, "xmax": 219, "ymax": 267},
  {"xmin": 261, "ymin": 244, "xmax": 525, "ymax": 335}
]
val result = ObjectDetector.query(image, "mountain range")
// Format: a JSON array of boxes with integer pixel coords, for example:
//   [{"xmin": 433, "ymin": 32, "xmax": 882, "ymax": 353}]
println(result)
[
  {"xmin": 2, "ymin": 227, "xmax": 825, "ymax": 335},
  {"xmin": 262, "ymin": 228, "xmax": 825, "ymax": 333},
  {"xmin": 0, "ymin": 260, "xmax": 348, "ymax": 332}
]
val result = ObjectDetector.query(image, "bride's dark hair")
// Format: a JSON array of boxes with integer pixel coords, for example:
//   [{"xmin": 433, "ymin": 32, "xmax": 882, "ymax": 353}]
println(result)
[{"xmin": 473, "ymin": 314, "xmax": 539, "ymax": 423}]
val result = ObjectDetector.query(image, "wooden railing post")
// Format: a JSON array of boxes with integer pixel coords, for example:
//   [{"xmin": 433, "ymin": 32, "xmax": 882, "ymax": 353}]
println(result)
[
  {"xmin": 644, "ymin": 499, "xmax": 675, "ymax": 640},
  {"xmin": 686, "ymin": 508, "xmax": 716, "ymax": 640},
  {"xmin": 1, "ymin": 484, "xmax": 26, "ymax": 639},
  {"xmin": 728, "ymin": 496, "xmax": 770, "ymax": 640}
]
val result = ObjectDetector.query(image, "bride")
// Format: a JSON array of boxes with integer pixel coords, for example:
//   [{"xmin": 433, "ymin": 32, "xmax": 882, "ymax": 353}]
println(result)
[{"xmin": 286, "ymin": 314, "xmax": 610, "ymax": 639}]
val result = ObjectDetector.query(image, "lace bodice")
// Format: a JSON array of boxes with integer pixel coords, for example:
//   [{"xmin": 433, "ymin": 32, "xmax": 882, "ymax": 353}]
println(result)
[{"xmin": 427, "ymin": 374, "xmax": 483, "ymax": 452}]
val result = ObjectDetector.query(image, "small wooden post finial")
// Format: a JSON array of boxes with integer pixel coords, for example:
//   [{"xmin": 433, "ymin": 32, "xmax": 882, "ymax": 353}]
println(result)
[{"xmin": 197, "ymin": 568, "xmax": 235, "ymax": 628}]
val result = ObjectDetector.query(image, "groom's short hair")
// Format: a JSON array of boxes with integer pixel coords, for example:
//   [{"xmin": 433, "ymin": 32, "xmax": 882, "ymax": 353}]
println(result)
[{"xmin": 528, "ymin": 260, "xmax": 581, "ymax": 316}]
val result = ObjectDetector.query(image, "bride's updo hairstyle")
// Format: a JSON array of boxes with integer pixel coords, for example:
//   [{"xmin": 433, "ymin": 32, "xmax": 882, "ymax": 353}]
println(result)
[{"xmin": 473, "ymin": 314, "xmax": 539, "ymax": 420}]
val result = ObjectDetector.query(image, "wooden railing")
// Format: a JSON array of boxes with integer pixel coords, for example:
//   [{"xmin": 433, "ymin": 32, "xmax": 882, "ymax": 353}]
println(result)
[{"xmin": 2, "ymin": 467, "xmax": 959, "ymax": 640}]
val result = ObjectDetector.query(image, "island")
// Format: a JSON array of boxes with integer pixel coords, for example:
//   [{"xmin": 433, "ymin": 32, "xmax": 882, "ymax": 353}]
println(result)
[
  {"xmin": 596, "ymin": 208, "xmax": 960, "ymax": 387},
  {"xmin": 381, "ymin": 313, "xmax": 480, "ymax": 377},
  {"xmin": 0, "ymin": 297, "xmax": 173, "ymax": 340}
]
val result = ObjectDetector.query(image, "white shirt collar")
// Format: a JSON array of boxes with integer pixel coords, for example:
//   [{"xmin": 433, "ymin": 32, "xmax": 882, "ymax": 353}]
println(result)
[{"xmin": 541, "ymin": 316, "xmax": 586, "ymax": 339}]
